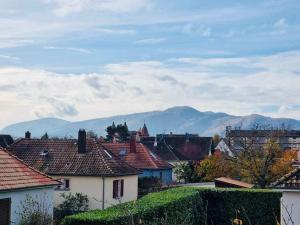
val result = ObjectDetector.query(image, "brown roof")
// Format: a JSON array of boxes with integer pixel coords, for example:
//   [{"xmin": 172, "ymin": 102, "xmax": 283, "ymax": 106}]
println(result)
[
  {"xmin": 102, "ymin": 142, "xmax": 172, "ymax": 170},
  {"xmin": 271, "ymin": 167, "xmax": 300, "ymax": 189},
  {"xmin": 143, "ymin": 135, "xmax": 212, "ymax": 161},
  {"xmin": 7, "ymin": 139, "xmax": 139, "ymax": 177},
  {"xmin": 0, "ymin": 147, "xmax": 59, "ymax": 192},
  {"xmin": 215, "ymin": 177, "xmax": 254, "ymax": 188}
]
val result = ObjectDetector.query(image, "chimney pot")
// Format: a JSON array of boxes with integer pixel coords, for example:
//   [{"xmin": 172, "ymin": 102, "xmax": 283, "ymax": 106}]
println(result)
[
  {"xmin": 78, "ymin": 129, "xmax": 87, "ymax": 154},
  {"xmin": 25, "ymin": 131, "xmax": 31, "ymax": 139}
]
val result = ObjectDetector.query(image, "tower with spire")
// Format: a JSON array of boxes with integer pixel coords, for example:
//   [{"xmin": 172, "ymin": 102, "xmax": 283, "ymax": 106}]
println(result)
[{"xmin": 139, "ymin": 123, "xmax": 149, "ymax": 137}]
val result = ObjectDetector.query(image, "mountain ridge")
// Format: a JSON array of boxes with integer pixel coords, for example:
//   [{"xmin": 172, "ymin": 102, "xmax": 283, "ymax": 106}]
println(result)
[{"xmin": 2, "ymin": 106, "xmax": 300, "ymax": 138}]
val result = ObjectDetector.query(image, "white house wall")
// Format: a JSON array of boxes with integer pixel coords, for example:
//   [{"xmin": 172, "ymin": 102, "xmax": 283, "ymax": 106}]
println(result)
[
  {"xmin": 281, "ymin": 192, "xmax": 300, "ymax": 225},
  {"xmin": 0, "ymin": 187, "xmax": 54, "ymax": 225},
  {"xmin": 53, "ymin": 175, "xmax": 138, "ymax": 210}
]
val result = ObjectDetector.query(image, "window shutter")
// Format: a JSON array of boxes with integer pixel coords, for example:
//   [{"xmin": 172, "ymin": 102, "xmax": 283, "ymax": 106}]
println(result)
[
  {"xmin": 65, "ymin": 179, "xmax": 70, "ymax": 189},
  {"xmin": 120, "ymin": 179, "xmax": 124, "ymax": 197},
  {"xmin": 113, "ymin": 180, "xmax": 117, "ymax": 198}
]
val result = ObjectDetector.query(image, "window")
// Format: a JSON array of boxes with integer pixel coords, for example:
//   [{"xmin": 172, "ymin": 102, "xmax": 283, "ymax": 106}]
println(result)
[
  {"xmin": 56, "ymin": 179, "xmax": 70, "ymax": 190},
  {"xmin": 0, "ymin": 198, "xmax": 11, "ymax": 225},
  {"xmin": 159, "ymin": 171, "xmax": 163, "ymax": 182},
  {"xmin": 113, "ymin": 179, "xmax": 124, "ymax": 199}
]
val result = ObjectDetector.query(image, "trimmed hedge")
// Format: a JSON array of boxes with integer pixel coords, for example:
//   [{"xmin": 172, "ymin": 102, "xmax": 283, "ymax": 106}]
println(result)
[
  {"xmin": 62, "ymin": 187, "xmax": 204, "ymax": 225},
  {"xmin": 200, "ymin": 188, "xmax": 282, "ymax": 225},
  {"xmin": 62, "ymin": 187, "xmax": 282, "ymax": 225}
]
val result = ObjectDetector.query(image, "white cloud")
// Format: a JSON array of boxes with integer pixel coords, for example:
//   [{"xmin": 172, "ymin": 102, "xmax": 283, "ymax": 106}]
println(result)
[
  {"xmin": 1, "ymin": 50, "xmax": 300, "ymax": 128},
  {"xmin": 44, "ymin": 46, "xmax": 92, "ymax": 54},
  {"xmin": 136, "ymin": 38, "xmax": 166, "ymax": 44},
  {"xmin": 274, "ymin": 18, "xmax": 287, "ymax": 29},
  {"xmin": 95, "ymin": 28, "xmax": 136, "ymax": 35},
  {"xmin": 44, "ymin": 0, "xmax": 153, "ymax": 16},
  {"xmin": 0, "ymin": 54, "xmax": 21, "ymax": 62},
  {"xmin": 182, "ymin": 24, "xmax": 212, "ymax": 37}
]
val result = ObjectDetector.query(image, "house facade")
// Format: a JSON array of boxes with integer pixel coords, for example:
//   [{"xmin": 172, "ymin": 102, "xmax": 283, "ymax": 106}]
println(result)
[
  {"xmin": 226, "ymin": 127, "xmax": 300, "ymax": 151},
  {"xmin": 7, "ymin": 130, "xmax": 140, "ymax": 210},
  {"xmin": 214, "ymin": 139, "xmax": 234, "ymax": 157},
  {"xmin": 0, "ymin": 147, "xmax": 59, "ymax": 225},
  {"xmin": 102, "ymin": 139, "xmax": 173, "ymax": 185},
  {"xmin": 271, "ymin": 153, "xmax": 300, "ymax": 225}
]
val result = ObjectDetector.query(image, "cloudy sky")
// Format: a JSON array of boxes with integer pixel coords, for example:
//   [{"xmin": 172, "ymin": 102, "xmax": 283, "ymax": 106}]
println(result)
[{"xmin": 0, "ymin": 0, "xmax": 300, "ymax": 128}]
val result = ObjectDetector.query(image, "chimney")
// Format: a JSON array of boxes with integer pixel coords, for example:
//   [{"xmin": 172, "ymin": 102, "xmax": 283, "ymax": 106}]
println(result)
[
  {"xmin": 25, "ymin": 131, "xmax": 31, "ymax": 139},
  {"xmin": 78, "ymin": 129, "xmax": 87, "ymax": 154},
  {"xmin": 129, "ymin": 137, "xmax": 136, "ymax": 153}
]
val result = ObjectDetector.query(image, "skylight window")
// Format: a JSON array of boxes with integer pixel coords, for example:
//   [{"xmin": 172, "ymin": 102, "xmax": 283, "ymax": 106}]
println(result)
[
  {"xmin": 119, "ymin": 149, "xmax": 127, "ymax": 156},
  {"xmin": 40, "ymin": 150, "xmax": 49, "ymax": 156},
  {"xmin": 150, "ymin": 151, "xmax": 157, "ymax": 159},
  {"xmin": 104, "ymin": 150, "xmax": 112, "ymax": 158}
]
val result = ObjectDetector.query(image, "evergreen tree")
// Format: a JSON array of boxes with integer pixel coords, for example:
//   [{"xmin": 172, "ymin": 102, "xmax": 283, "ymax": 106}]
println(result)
[{"xmin": 41, "ymin": 132, "xmax": 49, "ymax": 140}]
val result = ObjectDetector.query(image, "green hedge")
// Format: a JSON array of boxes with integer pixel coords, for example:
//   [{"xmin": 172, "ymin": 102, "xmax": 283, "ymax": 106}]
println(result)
[
  {"xmin": 62, "ymin": 187, "xmax": 281, "ymax": 225},
  {"xmin": 62, "ymin": 187, "xmax": 204, "ymax": 225},
  {"xmin": 200, "ymin": 188, "xmax": 282, "ymax": 225}
]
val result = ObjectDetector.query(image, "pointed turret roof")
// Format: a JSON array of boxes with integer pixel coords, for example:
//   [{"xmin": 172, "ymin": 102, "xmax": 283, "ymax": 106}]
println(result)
[{"xmin": 140, "ymin": 123, "xmax": 149, "ymax": 137}]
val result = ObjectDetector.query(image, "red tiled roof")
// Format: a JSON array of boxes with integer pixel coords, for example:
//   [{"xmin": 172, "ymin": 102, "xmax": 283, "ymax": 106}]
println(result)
[
  {"xmin": 102, "ymin": 142, "xmax": 172, "ymax": 170},
  {"xmin": 8, "ymin": 139, "xmax": 139, "ymax": 177},
  {"xmin": 0, "ymin": 147, "xmax": 59, "ymax": 191}
]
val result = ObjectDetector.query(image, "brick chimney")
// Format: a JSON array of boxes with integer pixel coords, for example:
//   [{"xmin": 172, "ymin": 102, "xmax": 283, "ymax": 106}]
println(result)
[
  {"xmin": 78, "ymin": 129, "xmax": 86, "ymax": 154},
  {"xmin": 129, "ymin": 137, "xmax": 136, "ymax": 153},
  {"xmin": 25, "ymin": 131, "xmax": 31, "ymax": 139}
]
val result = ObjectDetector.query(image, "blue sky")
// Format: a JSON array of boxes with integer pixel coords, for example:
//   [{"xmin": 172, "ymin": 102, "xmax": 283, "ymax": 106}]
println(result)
[{"xmin": 0, "ymin": 0, "xmax": 300, "ymax": 128}]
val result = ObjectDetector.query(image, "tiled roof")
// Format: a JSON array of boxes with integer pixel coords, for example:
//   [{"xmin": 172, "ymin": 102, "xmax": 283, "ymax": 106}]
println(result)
[
  {"xmin": 0, "ymin": 147, "xmax": 59, "ymax": 191},
  {"xmin": 143, "ymin": 135, "xmax": 212, "ymax": 161},
  {"xmin": 0, "ymin": 135, "xmax": 14, "ymax": 148},
  {"xmin": 271, "ymin": 167, "xmax": 300, "ymax": 189},
  {"xmin": 7, "ymin": 139, "xmax": 139, "ymax": 177},
  {"xmin": 102, "ymin": 142, "xmax": 172, "ymax": 170},
  {"xmin": 215, "ymin": 177, "xmax": 254, "ymax": 188}
]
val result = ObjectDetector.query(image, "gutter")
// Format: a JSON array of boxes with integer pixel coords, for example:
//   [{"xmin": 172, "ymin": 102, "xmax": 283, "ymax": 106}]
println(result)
[
  {"xmin": 0, "ymin": 184, "xmax": 57, "ymax": 194},
  {"xmin": 102, "ymin": 177, "xmax": 105, "ymax": 210}
]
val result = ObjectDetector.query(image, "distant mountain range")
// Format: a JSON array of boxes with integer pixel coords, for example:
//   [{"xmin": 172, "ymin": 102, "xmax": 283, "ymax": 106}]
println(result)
[{"xmin": 2, "ymin": 106, "xmax": 300, "ymax": 138}]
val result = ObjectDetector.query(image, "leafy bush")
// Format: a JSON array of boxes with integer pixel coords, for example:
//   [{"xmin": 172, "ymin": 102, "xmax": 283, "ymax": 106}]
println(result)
[
  {"xmin": 138, "ymin": 176, "xmax": 162, "ymax": 196},
  {"xmin": 54, "ymin": 193, "xmax": 89, "ymax": 221},
  {"xmin": 61, "ymin": 187, "xmax": 282, "ymax": 225},
  {"xmin": 62, "ymin": 187, "xmax": 204, "ymax": 225},
  {"xmin": 18, "ymin": 194, "xmax": 52, "ymax": 225}
]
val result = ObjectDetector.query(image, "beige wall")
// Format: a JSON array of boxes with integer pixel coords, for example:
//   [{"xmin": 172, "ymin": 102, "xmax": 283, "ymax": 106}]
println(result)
[
  {"xmin": 53, "ymin": 175, "xmax": 138, "ymax": 210},
  {"xmin": 281, "ymin": 191, "xmax": 300, "ymax": 225}
]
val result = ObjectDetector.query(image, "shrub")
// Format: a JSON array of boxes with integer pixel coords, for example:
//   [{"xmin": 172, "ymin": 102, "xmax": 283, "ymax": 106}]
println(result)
[
  {"xmin": 62, "ymin": 187, "xmax": 282, "ymax": 225},
  {"xmin": 62, "ymin": 187, "xmax": 204, "ymax": 225},
  {"xmin": 138, "ymin": 176, "xmax": 162, "ymax": 196},
  {"xmin": 54, "ymin": 193, "xmax": 89, "ymax": 221},
  {"xmin": 18, "ymin": 194, "xmax": 52, "ymax": 225}
]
